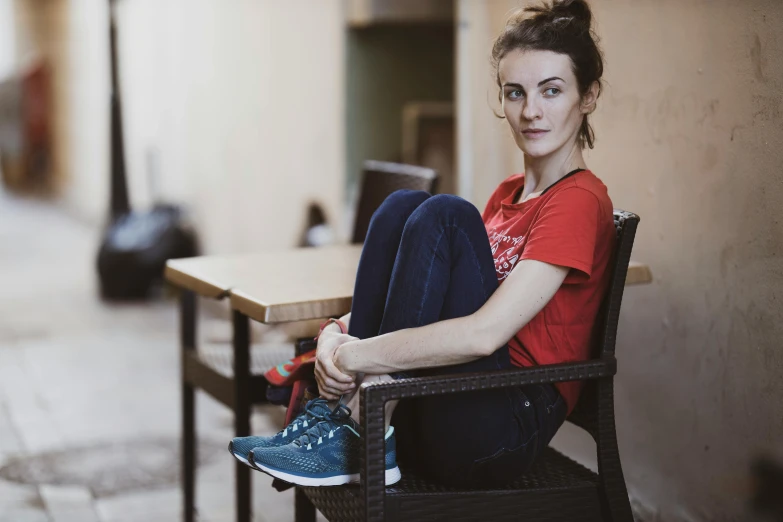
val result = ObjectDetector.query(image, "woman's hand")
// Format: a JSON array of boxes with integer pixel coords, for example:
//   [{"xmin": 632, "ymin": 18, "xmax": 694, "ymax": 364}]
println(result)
[
  {"xmin": 315, "ymin": 331, "xmax": 358, "ymax": 400},
  {"xmin": 333, "ymin": 339, "xmax": 362, "ymax": 375}
]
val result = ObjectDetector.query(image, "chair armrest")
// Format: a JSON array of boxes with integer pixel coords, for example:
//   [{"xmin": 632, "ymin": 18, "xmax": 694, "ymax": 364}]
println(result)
[
  {"xmin": 361, "ymin": 357, "xmax": 615, "ymax": 405},
  {"xmin": 357, "ymin": 357, "xmax": 617, "ymax": 522}
]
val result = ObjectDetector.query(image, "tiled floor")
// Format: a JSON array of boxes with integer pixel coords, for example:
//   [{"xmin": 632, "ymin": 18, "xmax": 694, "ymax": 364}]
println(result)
[{"xmin": 0, "ymin": 188, "xmax": 307, "ymax": 521}]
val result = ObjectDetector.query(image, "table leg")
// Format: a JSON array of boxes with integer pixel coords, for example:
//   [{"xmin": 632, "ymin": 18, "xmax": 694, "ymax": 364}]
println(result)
[
  {"xmin": 233, "ymin": 310, "xmax": 252, "ymax": 522},
  {"xmin": 180, "ymin": 290, "xmax": 197, "ymax": 522}
]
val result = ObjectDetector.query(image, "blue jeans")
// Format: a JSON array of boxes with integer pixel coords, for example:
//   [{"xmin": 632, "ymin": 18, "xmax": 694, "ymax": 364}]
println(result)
[{"xmin": 348, "ymin": 190, "xmax": 567, "ymax": 487}]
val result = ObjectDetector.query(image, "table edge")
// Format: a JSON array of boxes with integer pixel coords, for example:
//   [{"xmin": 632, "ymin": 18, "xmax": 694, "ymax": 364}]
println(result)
[
  {"xmin": 230, "ymin": 289, "xmax": 353, "ymax": 324},
  {"xmin": 164, "ymin": 263, "xmax": 229, "ymax": 299}
]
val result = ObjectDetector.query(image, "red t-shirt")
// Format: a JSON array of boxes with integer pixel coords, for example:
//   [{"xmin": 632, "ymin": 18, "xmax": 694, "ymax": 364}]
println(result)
[{"xmin": 482, "ymin": 169, "xmax": 616, "ymax": 414}]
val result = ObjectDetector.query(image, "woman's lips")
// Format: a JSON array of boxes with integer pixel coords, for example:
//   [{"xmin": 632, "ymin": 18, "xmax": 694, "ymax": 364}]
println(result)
[{"xmin": 522, "ymin": 129, "xmax": 549, "ymax": 138}]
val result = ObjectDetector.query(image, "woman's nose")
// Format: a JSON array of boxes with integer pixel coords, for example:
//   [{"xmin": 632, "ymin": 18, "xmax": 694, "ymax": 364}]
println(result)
[{"xmin": 521, "ymin": 96, "xmax": 542, "ymax": 120}]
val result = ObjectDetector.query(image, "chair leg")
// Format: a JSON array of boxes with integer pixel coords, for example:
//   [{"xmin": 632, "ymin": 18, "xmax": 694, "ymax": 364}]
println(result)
[
  {"xmin": 233, "ymin": 311, "xmax": 252, "ymax": 522},
  {"xmin": 180, "ymin": 291, "xmax": 197, "ymax": 522},
  {"xmin": 596, "ymin": 379, "xmax": 634, "ymax": 522},
  {"xmin": 295, "ymin": 488, "xmax": 316, "ymax": 522}
]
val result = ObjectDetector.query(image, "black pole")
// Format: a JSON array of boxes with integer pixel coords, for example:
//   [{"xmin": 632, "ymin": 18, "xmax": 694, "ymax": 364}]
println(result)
[{"xmin": 109, "ymin": 0, "xmax": 130, "ymax": 219}]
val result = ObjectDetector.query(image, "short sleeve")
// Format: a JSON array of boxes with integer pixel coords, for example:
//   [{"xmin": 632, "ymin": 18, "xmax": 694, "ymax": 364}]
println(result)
[{"xmin": 520, "ymin": 187, "xmax": 600, "ymax": 282}]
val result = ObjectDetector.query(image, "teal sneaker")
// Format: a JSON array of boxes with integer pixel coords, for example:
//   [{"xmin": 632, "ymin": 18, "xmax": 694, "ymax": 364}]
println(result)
[
  {"xmin": 228, "ymin": 398, "xmax": 331, "ymax": 468},
  {"xmin": 249, "ymin": 404, "xmax": 401, "ymax": 487}
]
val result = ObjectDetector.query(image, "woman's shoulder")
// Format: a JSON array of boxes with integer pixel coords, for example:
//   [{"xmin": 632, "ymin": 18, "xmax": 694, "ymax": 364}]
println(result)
[
  {"xmin": 482, "ymin": 174, "xmax": 525, "ymax": 219},
  {"xmin": 554, "ymin": 170, "xmax": 613, "ymax": 210},
  {"xmin": 496, "ymin": 173, "xmax": 525, "ymax": 190},
  {"xmin": 486, "ymin": 173, "xmax": 524, "ymax": 203},
  {"xmin": 493, "ymin": 173, "xmax": 525, "ymax": 197}
]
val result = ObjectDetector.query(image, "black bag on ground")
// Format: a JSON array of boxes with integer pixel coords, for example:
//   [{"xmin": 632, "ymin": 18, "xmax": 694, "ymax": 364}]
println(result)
[{"xmin": 97, "ymin": 204, "xmax": 197, "ymax": 299}]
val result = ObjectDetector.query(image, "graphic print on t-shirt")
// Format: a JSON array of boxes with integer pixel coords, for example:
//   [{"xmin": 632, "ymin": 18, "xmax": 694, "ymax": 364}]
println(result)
[{"xmin": 488, "ymin": 229, "xmax": 525, "ymax": 281}]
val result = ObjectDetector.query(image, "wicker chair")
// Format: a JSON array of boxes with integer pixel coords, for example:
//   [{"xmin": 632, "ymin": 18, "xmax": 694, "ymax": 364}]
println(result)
[{"xmin": 292, "ymin": 210, "xmax": 640, "ymax": 522}]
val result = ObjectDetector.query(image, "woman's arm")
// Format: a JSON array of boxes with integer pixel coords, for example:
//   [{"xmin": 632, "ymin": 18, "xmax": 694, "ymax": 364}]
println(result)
[{"xmin": 334, "ymin": 259, "xmax": 569, "ymax": 375}]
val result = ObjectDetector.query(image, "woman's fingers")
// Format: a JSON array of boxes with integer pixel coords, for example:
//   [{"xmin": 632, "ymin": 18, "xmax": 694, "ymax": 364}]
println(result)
[
  {"xmin": 318, "ymin": 352, "xmax": 355, "ymax": 384},
  {"xmin": 314, "ymin": 334, "xmax": 358, "ymax": 400},
  {"xmin": 316, "ymin": 381, "xmax": 337, "ymax": 400},
  {"xmin": 318, "ymin": 388, "xmax": 337, "ymax": 400},
  {"xmin": 319, "ymin": 375, "xmax": 354, "ymax": 395},
  {"xmin": 315, "ymin": 367, "xmax": 354, "ymax": 398}
]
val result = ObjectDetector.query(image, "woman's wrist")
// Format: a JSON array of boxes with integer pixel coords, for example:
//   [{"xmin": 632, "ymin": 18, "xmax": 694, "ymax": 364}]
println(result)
[
  {"xmin": 334, "ymin": 343, "xmax": 356, "ymax": 373},
  {"xmin": 323, "ymin": 323, "xmax": 343, "ymax": 335},
  {"xmin": 315, "ymin": 317, "xmax": 347, "ymax": 341}
]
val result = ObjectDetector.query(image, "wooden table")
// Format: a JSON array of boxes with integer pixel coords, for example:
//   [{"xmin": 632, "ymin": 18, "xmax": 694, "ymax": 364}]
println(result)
[
  {"xmin": 165, "ymin": 246, "xmax": 651, "ymax": 522},
  {"xmin": 167, "ymin": 246, "xmax": 652, "ymax": 326},
  {"xmin": 626, "ymin": 261, "xmax": 653, "ymax": 286}
]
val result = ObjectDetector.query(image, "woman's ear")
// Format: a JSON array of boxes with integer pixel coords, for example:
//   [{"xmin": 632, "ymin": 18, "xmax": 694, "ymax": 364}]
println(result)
[{"xmin": 580, "ymin": 81, "xmax": 600, "ymax": 115}]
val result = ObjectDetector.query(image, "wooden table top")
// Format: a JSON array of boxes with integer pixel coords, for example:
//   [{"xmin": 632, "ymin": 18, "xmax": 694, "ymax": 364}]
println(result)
[
  {"xmin": 166, "ymin": 246, "xmax": 652, "ymax": 324},
  {"xmin": 626, "ymin": 261, "xmax": 652, "ymax": 286},
  {"xmin": 165, "ymin": 246, "xmax": 363, "ymax": 320}
]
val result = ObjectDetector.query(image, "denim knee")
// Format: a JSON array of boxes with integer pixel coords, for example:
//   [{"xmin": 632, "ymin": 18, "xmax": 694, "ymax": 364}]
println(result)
[
  {"xmin": 383, "ymin": 189, "xmax": 431, "ymax": 211},
  {"xmin": 369, "ymin": 190, "xmax": 431, "ymax": 232},
  {"xmin": 404, "ymin": 194, "xmax": 482, "ymax": 233}
]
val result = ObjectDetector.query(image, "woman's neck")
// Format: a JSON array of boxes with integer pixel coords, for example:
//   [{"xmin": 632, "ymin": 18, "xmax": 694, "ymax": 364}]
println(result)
[{"xmin": 520, "ymin": 142, "xmax": 586, "ymax": 202}]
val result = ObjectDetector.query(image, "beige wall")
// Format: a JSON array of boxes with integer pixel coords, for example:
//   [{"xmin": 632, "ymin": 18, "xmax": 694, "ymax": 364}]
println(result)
[
  {"xmin": 0, "ymin": 1, "xmax": 15, "ymax": 78},
  {"xmin": 25, "ymin": 0, "xmax": 345, "ymax": 254},
  {"xmin": 458, "ymin": 1, "xmax": 783, "ymax": 520}
]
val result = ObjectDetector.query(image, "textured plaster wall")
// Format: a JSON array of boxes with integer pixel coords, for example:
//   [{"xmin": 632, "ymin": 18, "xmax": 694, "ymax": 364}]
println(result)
[{"xmin": 458, "ymin": 1, "xmax": 783, "ymax": 520}]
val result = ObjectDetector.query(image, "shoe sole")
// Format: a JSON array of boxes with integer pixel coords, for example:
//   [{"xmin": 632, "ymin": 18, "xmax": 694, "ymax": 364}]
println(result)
[
  {"xmin": 249, "ymin": 451, "xmax": 401, "ymax": 487},
  {"xmin": 228, "ymin": 442, "xmax": 260, "ymax": 470}
]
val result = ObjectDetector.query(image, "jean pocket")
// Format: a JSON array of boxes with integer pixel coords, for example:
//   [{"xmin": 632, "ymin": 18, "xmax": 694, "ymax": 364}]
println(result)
[
  {"xmin": 534, "ymin": 390, "xmax": 567, "ymax": 447},
  {"xmin": 468, "ymin": 431, "xmax": 539, "ymax": 486}
]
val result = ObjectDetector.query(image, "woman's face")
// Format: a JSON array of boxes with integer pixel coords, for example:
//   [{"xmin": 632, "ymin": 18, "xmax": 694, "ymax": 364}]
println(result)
[{"xmin": 499, "ymin": 49, "xmax": 593, "ymax": 159}]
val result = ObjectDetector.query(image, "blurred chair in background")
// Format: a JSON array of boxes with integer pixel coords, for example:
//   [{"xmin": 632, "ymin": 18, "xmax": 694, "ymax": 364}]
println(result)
[{"xmin": 351, "ymin": 160, "xmax": 438, "ymax": 244}]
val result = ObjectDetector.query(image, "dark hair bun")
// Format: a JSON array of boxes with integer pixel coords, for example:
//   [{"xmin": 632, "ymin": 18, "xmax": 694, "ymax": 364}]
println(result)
[
  {"xmin": 524, "ymin": 0, "xmax": 593, "ymax": 33},
  {"xmin": 551, "ymin": 0, "xmax": 592, "ymax": 27}
]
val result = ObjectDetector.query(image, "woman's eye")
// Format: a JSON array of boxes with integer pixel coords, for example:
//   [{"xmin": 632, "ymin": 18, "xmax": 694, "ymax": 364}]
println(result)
[
  {"xmin": 506, "ymin": 90, "xmax": 523, "ymax": 100},
  {"xmin": 544, "ymin": 87, "xmax": 561, "ymax": 96}
]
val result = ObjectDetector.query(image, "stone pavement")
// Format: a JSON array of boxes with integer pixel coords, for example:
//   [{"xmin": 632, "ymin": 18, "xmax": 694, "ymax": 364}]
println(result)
[{"xmin": 0, "ymin": 188, "xmax": 318, "ymax": 521}]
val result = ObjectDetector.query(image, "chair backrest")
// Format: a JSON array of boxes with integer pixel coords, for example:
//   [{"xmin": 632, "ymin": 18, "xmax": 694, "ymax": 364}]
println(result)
[
  {"xmin": 351, "ymin": 160, "xmax": 438, "ymax": 244},
  {"xmin": 566, "ymin": 209, "xmax": 640, "ymax": 438}
]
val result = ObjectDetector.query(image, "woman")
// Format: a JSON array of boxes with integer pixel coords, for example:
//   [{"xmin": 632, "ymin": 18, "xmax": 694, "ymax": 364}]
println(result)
[{"xmin": 231, "ymin": 0, "xmax": 615, "ymax": 488}]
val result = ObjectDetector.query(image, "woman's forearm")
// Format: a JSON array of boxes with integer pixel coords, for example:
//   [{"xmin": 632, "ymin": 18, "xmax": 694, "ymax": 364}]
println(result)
[
  {"xmin": 335, "ymin": 260, "xmax": 569, "ymax": 376},
  {"xmin": 337, "ymin": 314, "xmax": 490, "ymax": 375}
]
